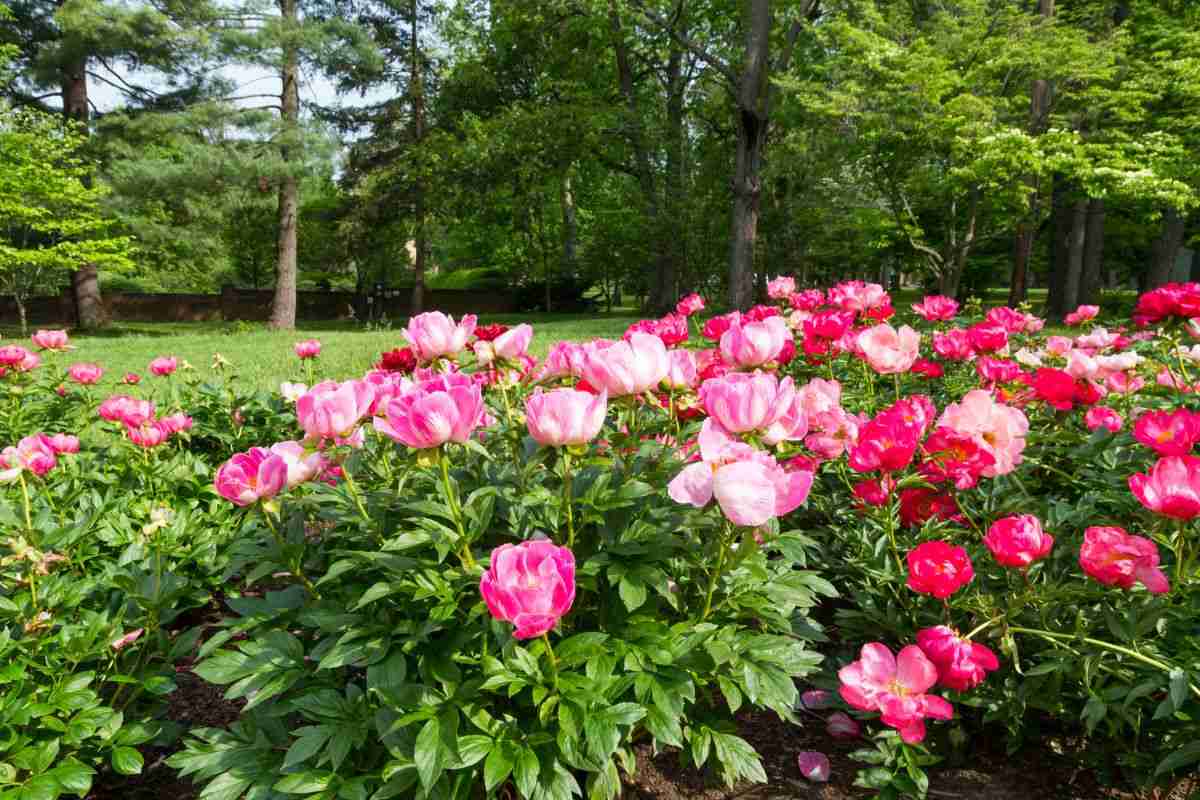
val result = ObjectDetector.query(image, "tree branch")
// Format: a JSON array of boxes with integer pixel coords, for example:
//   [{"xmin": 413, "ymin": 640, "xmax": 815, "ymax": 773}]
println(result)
[{"xmin": 628, "ymin": 0, "xmax": 737, "ymax": 86}]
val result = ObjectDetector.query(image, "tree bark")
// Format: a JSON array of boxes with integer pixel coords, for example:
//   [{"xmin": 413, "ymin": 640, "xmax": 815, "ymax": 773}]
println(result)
[
  {"xmin": 269, "ymin": 0, "xmax": 300, "ymax": 330},
  {"xmin": 1045, "ymin": 175, "xmax": 1072, "ymax": 318},
  {"xmin": 72, "ymin": 265, "xmax": 105, "ymax": 330},
  {"xmin": 1079, "ymin": 197, "xmax": 1105, "ymax": 305},
  {"xmin": 1063, "ymin": 197, "xmax": 1087, "ymax": 312},
  {"xmin": 658, "ymin": 7, "xmax": 687, "ymax": 311},
  {"xmin": 728, "ymin": 0, "xmax": 771, "ymax": 310},
  {"xmin": 1147, "ymin": 206, "xmax": 1185, "ymax": 290},
  {"xmin": 560, "ymin": 170, "xmax": 577, "ymax": 273},
  {"xmin": 410, "ymin": 0, "xmax": 426, "ymax": 315},
  {"xmin": 61, "ymin": 56, "xmax": 108, "ymax": 329}
]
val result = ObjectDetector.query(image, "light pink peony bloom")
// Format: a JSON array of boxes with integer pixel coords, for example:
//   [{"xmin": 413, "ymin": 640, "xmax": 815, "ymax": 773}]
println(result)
[
  {"xmin": 911, "ymin": 295, "xmax": 959, "ymax": 322},
  {"xmin": 15, "ymin": 351, "xmax": 40, "ymax": 372},
  {"xmin": 214, "ymin": 447, "xmax": 288, "ymax": 506},
  {"xmin": 1129, "ymin": 455, "xmax": 1200, "ymax": 520},
  {"xmin": 1064, "ymin": 305, "xmax": 1100, "ymax": 326},
  {"xmin": 858, "ymin": 324, "xmax": 920, "ymax": 374},
  {"xmin": 1074, "ymin": 327, "xmax": 1120, "ymax": 350},
  {"xmin": 767, "ymin": 275, "xmax": 797, "ymax": 300},
  {"xmin": 68, "ymin": 363, "xmax": 103, "ymax": 385},
  {"xmin": 493, "ymin": 324, "xmax": 533, "ymax": 361},
  {"xmin": 98, "ymin": 395, "xmax": 137, "ymax": 423},
  {"xmin": 31, "ymin": 329, "xmax": 70, "ymax": 351},
  {"xmin": 579, "ymin": 333, "xmax": 669, "ymax": 396},
  {"xmin": 525, "ymin": 388, "xmax": 607, "ymax": 447},
  {"xmin": 160, "ymin": 413, "xmax": 194, "ymax": 434},
  {"xmin": 149, "ymin": 356, "xmax": 178, "ymax": 376},
  {"xmin": 1079, "ymin": 526, "xmax": 1170, "ymax": 594},
  {"xmin": 719, "ymin": 313, "xmax": 789, "ymax": 368},
  {"xmin": 374, "ymin": 373, "xmax": 485, "ymax": 449},
  {"xmin": 269, "ymin": 441, "xmax": 326, "ymax": 488},
  {"xmin": 117, "ymin": 399, "xmax": 157, "ymax": 429},
  {"xmin": 480, "ymin": 540, "xmax": 576, "ymax": 639},
  {"xmin": 838, "ymin": 643, "xmax": 953, "ymax": 744},
  {"xmin": 1065, "ymin": 349, "xmax": 1099, "ymax": 380},
  {"xmin": 936, "ymin": 389, "xmax": 1028, "ymax": 477},
  {"xmin": 796, "ymin": 379, "xmax": 842, "ymax": 424},
  {"xmin": 404, "ymin": 311, "xmax": 477, "ymax": 363},
  {"xmin": 699, "ymin": 371, "xmax": 796, "ymax": 434},
  {"xmin": 39, "ymin": 433, "xmax": 79, "ymax": 455},
  {"xmin": 826, "ymin": 712, "xmax": 861, "ymax": 740},
  {"xmin": 797, "ymin": 752, "xmax": 830, "ymax": 783},
  {"xmin": 1045, "ymin": 336, "xmax": 1074, "ymax": 356},
  {"xmin": 668, "ymin": 422, "xmax": 813, "ymax": 526},
  {"xmin": 805, "ymin": 408, "xmax": 862, "ymax": 460},
  {"xmin": 280, "ymin": 381, "xmax": 308, "ymax": 402},
  {"xmin": 1105, "ymin": 372, "xmax": 1145, "ymax": 395},
  {"xmin": 6, "ymin": 436, "xmax": 57, "ymax": 476},
  {"xmin": 294, "ymin": 339, "xmax": 322, "ymax": 359},
  {"xmin": 296, "ymin": 380, "xmax": 375, "ymax": 442},
  {"xmin": 664, "ymin": 349, "xmax": 698, "ymax": 389},
  {"xmin": 125, "ymin": 420, "xmax": 172, "ymax": 449}
]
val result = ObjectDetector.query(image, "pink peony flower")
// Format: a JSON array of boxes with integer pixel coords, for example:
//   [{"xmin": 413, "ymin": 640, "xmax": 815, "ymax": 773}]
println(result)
[
  {"xmin": 404, "ymin": 311, "xmax": 478, "ymax": 363},
  {"xmin": 375, "ymin": 373, "xmax": 485, "ymax": 449},
  {"xmin": 1132, "ymin": 409, "xmax": 1200, "ymax": 456},
  {"xmin": 916, "ymin": 626, "xmax": 1000, "ymax": 692},
  {"xmin": 719, "ymin": 313, "xmax": 790, "ymax": 369},
  {"xmin": 838, "ymin": 643, "xmax": 954, "ymax": 744},
  {"xmin": 1079, "ymin": 526, "xmax": 1170, "ymax": 594},
  {"xmin": 791, "ymin": 289, "xmax": 825, "ymax": 311},
  {"xmin": 920, "ymin": 428, "xmax": 995, "ymax": 489},
  {"xmin": 160, "ymin": 413, "xmax": 193, "ymax": 434},
  {"xmin": 123, "ymin": 372, "xmax": 141, "ymax": 385},
  {"xmin": 829, "ymin": 281, "xmax": 888, "ymax": 312},
  {"xmin": 699, "ymin": 371, "xmax": 804, "ymax": 442},
  {"xmin": 31, "ymin": 329, "xmax": 70, "ymax": 351},
  {"xmin": 493, "ymin": 324, "xmax": 533, "ymax": 361},
  {"xmin": 848, "ymin": 410, "xmax": 921, "ymax": 473},
  {"xmin": 214, "ymin": 447, "xmax": 288, "ymax": 506},
  {"xmin": 899, "ymin": 488, "xmax": 962, "ymax": 528},
  {"xmin": 111, "ymin": 628, "xmax": 144, "ymax": 651},
  {"xmin": 0, "ymin": 345, "xmax": 33, "ymax": 368},
  {"xmin": 98, "ymin": 395, "xmax": 137, "ymax": 423},
  {"xmin": 663, "ymin": 349, "xmax": 698, "ymax": 390},
  {"xmin": 911, "ymin": 295, "xmax": 959, "ymax": 322},
  {"xmin": 6, "ymin": 435, "xmax": 57, "ymax": 476},
  {"xmin": 68, "ymin": 363, "xmax": 103, "ymax": 385},
  {"xmin": 525, "ymin": 388, "xmax": 608, "ymax": 447},
  {"xmin": 906, "ymin": 541, "xmax": 973, "ymax": 599},
  {"xmin": 117, "ymin": 398, "xmax": 156, "ymax": 428},
  {"xmin": 268, "ymin": 441, "xmax": 326, "ymax": 488},
  {"xmin": 148, "ymin": 356, "xmax": 178, "ymax": 377},
  {"xmin": 280, "ymin": 381, "xmax": 308, "ymax": 402},
  {"xmin": 767, "ymin": 275, "xmax": 797, "ymax": 300},
  {"xmin": 676, "ymin": 292, "xmax": 705, "ymax": 317},
  {"xmin": 826, "ymin": 712, "xmax": 861, "ymax": 740},
  {"xmin": 967, "ymin": 323, "xmax": 1008, "ymax": 353},
  {"xmin": 294, "ymin": 339, "xmax": 322, "ymax": 359},
  {"xmin": 1129, "ymin": 455, "xmax": 1200, "ymax": 520},
  {"xmin": 936, "ymin": 390, "xmax": 1028, "ymax": 477},
  {"xmin": 480, "ymin": 540, "xmax": 576, "ymax": 639},
  {"xmin": 932, "ymin": 329, "xmax": 974, "ymax": 361},
  {"xmin": 858, "ymin": 324, "xmax": 920, "ymax": 375},
  {"xmin": 39, "ymin": 433, "xmax": 79, "ymax": 455},
  {"xmin": 579, "ymin": 333, "xmax": 669, "ymax": 396},
  {"xmin": 125, "ymin": 420, "xmax": 173, "ymax": 449},
  {"xmin": 984, "ymin": 514, "xmax": 1054, "ymax": 568},
  {"xmin": 1065, "ymin": 305, "xmax": 1100, "ymax": 326},
  {"xmin": 296, "ymin": 380, "xmax": 375, "ymax": 442},
  {"xmin": 797, "ymin": 752, "xmax": 830, "ymax": 783},
  {"xmin": 1085, "ymin": 406, "xmax": 1123, "ymax": 432},
  {"xmin": 668, "ymin": 424, "xmax": 813, "ymax": 527}
]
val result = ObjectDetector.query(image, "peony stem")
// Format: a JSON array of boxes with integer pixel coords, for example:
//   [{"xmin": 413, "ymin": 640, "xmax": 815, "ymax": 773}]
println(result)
[
  {"xmin": 541, "ymin": 632, "xmax": 559, "ymax": 688},
  {"xmin": 340, "ymin": 467, "xmax": 374, "ymax": 528},
  {"xmin": 262, "ymin": 510, "xmax": 321, "ymax": 599},
  {"xmin": 964, "ymin": 616, "xmax": 1003, "ymax": 640},
  {"xmin": 701, "ymin": 523, "xmax": 732, "ymax": 620},
  {"xmin": 440, "ymin": 448, "xmax": 476, "ymax": 570},
  {"xmin": 561, "ymin": 450, "xmax": 575, "ymax": 549}
]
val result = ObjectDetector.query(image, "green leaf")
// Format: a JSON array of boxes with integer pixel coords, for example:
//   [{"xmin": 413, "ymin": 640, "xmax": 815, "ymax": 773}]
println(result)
[
  {"xmin": 1169, "ymin": 669, "xmax": 1188, "ymax": 710},
  {"xmin": 50, "ymin": 759, "xmax": 93, "ymax": 796},
  {"xmin": 110, "ymin": 747, "xmax": 143, "ymax": 776},
  {"xmin": 618, "ymin": 577, "xmax": 647, "ymax": 612},
  {"xmin": 273, "ymin": 771, "xmax": 334, "ymax": 794},
  {"xmin": 414, "ymin": 717, "xmax": 443, "ymax": 791},
  {"xmin": 1155, "ymin": 741, "xmax": 1200, "ymax": 776},
  {"xmin": 513, "ymin": 747, "xmax": 540, "ymax": 799},
  {"xmin": 284, "ymin": 728, "xmax": 332, "ymax": 770},
  {"xmin": 484, "ymin": 741, "xmax": 515, "ymax": 792}
]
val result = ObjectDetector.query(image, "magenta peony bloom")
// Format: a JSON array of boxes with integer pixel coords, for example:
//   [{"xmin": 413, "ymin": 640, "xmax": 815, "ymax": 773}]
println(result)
[
  {"xmin": 931, "ymin": 329, "xmax": 973, "ymax": 361},
  {"xmin": 5, "ymin": 435, "xmax": 57, "ymax": 476},
  {"xmin": 404, "ymin": 311, "xmax": 477, "ymax": 363},
  {"xmin": 1085, "ymin": 406, "xmax": 1123, "ymax": 433},
  {"xmin": 374, "ymin": 373, "xmax": 485, "ymax": 449},
  {"xmin": 123, "ymin": 372, "xmax": 141, "ymax": 385},
  {"xmin": 838, "ymin": 643, "xmax": 954, "ymax": 744},
  {"xmin": 1132, "ymin": 409, "xmax": 1200, "ymax": 456},
  {"xmin": 1065, "ymin": 304, "xmax": 1100, "ymax": 326},
  {"xmin": 906, "ymin": 541, "xmax": 973, "ymax": 599},
  {"xmin": 159, "ymin": 413, "xmax": 193, "ymax": 434},
  {"xmin": 984, "ymin": 515, "xmax": 1054, "ymax": 568},
  {"xmin": 719, "ymin": 313, "xmax": 790, "ymax": 368},
  {"xmin": 39, "ymin": 433, "xmax": 80, "ymax": 455},
  {"xmin": 668, "ymin": 422, "xmax": 813, "ymax": 526},
  {"xmin": 967, "ymin": 323, "xmax": 1008, "ymax": 353},
  {"xmin": 294, "ymin": 339, "xmax": 322, "ymax": 359},
  {"xmin": 1129, "ymin": 455, "xmax": 1200, "ymax": 520},
  {"xmin": 767, "ymin": 275, "xmax": 797, "ymax": 300},
  {"xmin": 31, "ymin": 329, "xmax": 70, "ymax": 351},
  {"xmin": 480, "ymin": 540, "xmax": 576, "ymax": 639},
  {"xmin": 214, "ymin": 447, "xmax": 288, "ymax": 506},
  {"xmin": 675, "ymin": 292, "xmax": 705, "ymax": 317},
  {"xmin": 796, "ymin": 751, "xmax": 830, "ymax": 783},
  {"xmin": 525, "ymin": 388, "xmax": 607, "ymax": 447},
  {"xmin": 125, "ymin": 420, "xmax": 172, "ymax": 448},
  {"xmin": 296, "ymin": 380, "xmax": 375, "ymax": 442},
  {"xmin": 578, "ymin": 333, "xmax": 669, "ymax": 396},
  {"xmin": 1079, "ymin": 526, "xmax": 1170, "ymax": 594},
  {"xmin": 911, "ymin": 295, "xmax": 959, "ymax": 322},
  {"xmin": 916, "ymin": 626, "xmax": 1000, "ymax": 692},
  {"xmin": 148, "ymin": 356, "xmax": 178, "ymax": 377},
  {"xmin": 68, "ymin": 363, "xmax": 103, "ymax": 385},
  {"xmin": 0, "ymin": 345, "xmax": 34, "ymax": 367},
  {"xmin": 858, "ymin": 323, "xmax": 920, "ymax": 375}
]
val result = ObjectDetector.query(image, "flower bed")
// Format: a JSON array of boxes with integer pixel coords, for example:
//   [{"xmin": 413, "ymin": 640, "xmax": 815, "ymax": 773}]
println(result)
[{"xmin": 0, "ymin": 282, "xmax": 1198, "ymax": 798}]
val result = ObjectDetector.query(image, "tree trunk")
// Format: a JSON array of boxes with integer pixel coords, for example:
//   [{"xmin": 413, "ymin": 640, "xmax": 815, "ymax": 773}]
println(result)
[
  {"xmin": 71, "ymin": 265, "xmax": 106, "ymax": 329},
  {"xmin": 1045, "ymin": 175, "xmax": 1073, "ymax": 318},
  {"xmin": 728, "ymin": 0, "xmax": 771, "ymax": 310},
  {"xmin": 16, "ymin": 296, "xmax": 27, "ymax": 335},
  {"xmin": 269, "ymin": 0, "xmax": 300, "ymax": 330},
  {"xmin": 1147, "ymin": 206, "xmax": 1185, "ymax": 290},
  {"xmin": 1063, "ymin": 198, "xmax": 1087, "ymax": 312},
  {"xmin": 1008, "ymin": 0, "xmax": 1054, "ymax": 307},
  {"xmin": 61, "ymin": 57, "xmax": 107, "ymax": 329},
  {"xmin": 1079, "ymin": 197, "xmax": 1105, "ymax": 305},
  {"xmin": 410, "ymin": 0, "xmax": 426, "ymax": 315},
  {"xmin": 560, "ymin": 170, "xmax": 577, "ymax": 273},
  {"xmin": 658, "ymin": 5, "xmax": 687, "ymax": 311},
  {"xmin": 1189, "ymin": 249, "xmax": 1200, "ymax": 282}
]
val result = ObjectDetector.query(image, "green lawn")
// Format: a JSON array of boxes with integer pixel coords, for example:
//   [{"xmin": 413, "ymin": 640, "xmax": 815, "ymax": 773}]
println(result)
[{"xmin": 11, "ymin": 313, "xmax": 642, "ymax": 392}]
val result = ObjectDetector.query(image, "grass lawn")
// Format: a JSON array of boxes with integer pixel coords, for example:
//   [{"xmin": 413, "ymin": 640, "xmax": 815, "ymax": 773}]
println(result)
[{"xmin": 7, "ymin": 313, "xmax": 643, "ymax": 393}]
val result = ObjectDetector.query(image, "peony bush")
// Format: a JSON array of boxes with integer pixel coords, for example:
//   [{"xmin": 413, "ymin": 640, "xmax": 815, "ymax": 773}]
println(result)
[{"xmin": 2, "ymin": 284, "xmax": 1200, "ymax": 798}]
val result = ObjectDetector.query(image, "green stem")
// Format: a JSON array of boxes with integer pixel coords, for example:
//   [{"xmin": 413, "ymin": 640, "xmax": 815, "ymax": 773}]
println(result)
[
  {"xmin": 440, "ymin": 448, "xmax": 476, "ymax": 569},
  {"xmin": 1008, "ymin": 626, "xmax": 1200, "ymax": 699},
  {"xmin": 541, "ymin": 633, "xmax": 559, "ymax": 689},
  {"xmin": 561, "ymin": 449, "xmax": 575, "ymax": 549},
  {"xmin": 340, "ymin": 467, "xmax": 374, "ymax": 527},
  {"xmin": 884, "ymin": 493, "xmax": 903, "ymax": 575},
  {"xmin": 964, "ymin": 616, "xmax": 1003, "ymax": 640},
  {"xmin": 893, "ymin": 373, "xmax": 901, "ymax": 404},
  {"xmin": 262, "ymin": 511, "xmax": 321, "ymax": 599},
  {"xmin": 1175, "ymin": 520, "xmax": 1188, "ymax": 586},
  {"xmin": 701, "ymin": 524, "xmax": 732, "ymax": 621},
  {"xmin": 18, "ymin": 472, "xmax": 33, "ymax": 537}
]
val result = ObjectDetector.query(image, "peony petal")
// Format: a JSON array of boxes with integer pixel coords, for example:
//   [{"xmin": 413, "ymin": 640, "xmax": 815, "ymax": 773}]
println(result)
[
  {"xmin": 668, "ymin": 463, "xmax": 715, "ymax": 508},
  {"xmin": 896, "ymin": 645, "xmax": 938, "ymax": 693}
]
